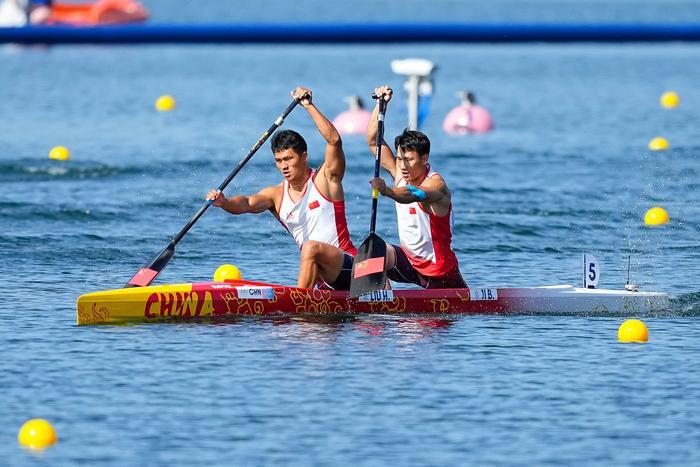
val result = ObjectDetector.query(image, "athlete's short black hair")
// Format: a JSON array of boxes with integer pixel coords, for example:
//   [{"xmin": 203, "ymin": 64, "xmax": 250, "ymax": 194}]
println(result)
[
  {"xmin": 394, "ymin": 129, "xmax": 430, "ymax": 157},
  {"xmin": 271, "ymin": 129, "xmax": 307, "ymax": 155}
]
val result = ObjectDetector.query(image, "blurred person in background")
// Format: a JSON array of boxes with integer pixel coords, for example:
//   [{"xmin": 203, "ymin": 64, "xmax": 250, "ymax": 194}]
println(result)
[{"xmin": 0, "ymin": 0, "xmax": 52, "ymax": 26}]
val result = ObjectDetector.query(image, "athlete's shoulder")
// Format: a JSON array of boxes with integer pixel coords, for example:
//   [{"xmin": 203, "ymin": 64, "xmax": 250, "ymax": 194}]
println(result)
[
  {"xmin": 259, "ymin": 183, "xmax": 283, "ymax": 199},
  {"xmin": 425, "ymin": 172, "xmax": 446, "ymax": 186}
]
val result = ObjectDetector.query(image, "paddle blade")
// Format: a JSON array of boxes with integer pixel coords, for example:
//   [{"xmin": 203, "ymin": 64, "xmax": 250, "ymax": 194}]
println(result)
[
  {"xmin": 348, "ymin": 233, "xmax": 387, "ymax": 298},
  {"xmin": 125, "ymin": 244, "xmax": 174, "ymax": 287}
]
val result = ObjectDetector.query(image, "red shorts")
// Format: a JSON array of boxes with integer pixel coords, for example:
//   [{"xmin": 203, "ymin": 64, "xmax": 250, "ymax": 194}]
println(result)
[{"xmin": 387, "ymin": 245, "xmax": 467, "ymax": 289}]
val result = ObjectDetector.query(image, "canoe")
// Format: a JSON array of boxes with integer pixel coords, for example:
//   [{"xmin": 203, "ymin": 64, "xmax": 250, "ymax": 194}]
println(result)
[
  {"xmin": 75, "ymin": 279, "xmax": 669, "ymax": 325},
  {"xmin": 49, "ymin": 0, "xmax": 148, "ymax": 26}
]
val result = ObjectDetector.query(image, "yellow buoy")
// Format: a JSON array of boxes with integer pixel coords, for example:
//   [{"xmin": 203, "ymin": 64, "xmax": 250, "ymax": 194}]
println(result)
[
  {"xmin": 618, "ymin": 319, "xmax": 649, "ymax": 343},
  {"xmin": 644, "ymin": 207, "xmax": 669, "ymax": 226},
  {"xmin": 648, "ymin": 137, "xmax": 669, "ymax": 151},
  {"xmin": 155, "ymin": 95, "xmax": 176, "ymax": 112},
  {"xmin": 214, "ymin": 264, "xmax": 242, "ymax": 282},
  {"xmin": 17, "ymin": 419, "xmax": 57, "ymax": 449},
  {"xmin": 48, "ymin": 146, "xmax": 70, "ymax": 161},
  {"xmin": 660, "ymin": 91, "xmax": 680, "ymax": 109}
]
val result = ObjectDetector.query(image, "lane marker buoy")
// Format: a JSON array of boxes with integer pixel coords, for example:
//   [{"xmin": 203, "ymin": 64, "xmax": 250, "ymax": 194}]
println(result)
[
  {"xmin": 660, "ymin": 91, "xmax": 680, "ymax": 109},
  {"xmin": 214, "ymin": 264, "xmax": 242, "ymax": 282},
  {"xmin": 644, "ymin": 207, "xmax": 669, "ymax": 226},
  {"xmin": 18, "ymin": 419, "xmax": 57, "ymax": 449},
  {"xmin": 648, "ymin": 137, "xmax": 669, "ymax": 151},
  {"xmin": 49, "ymin": 146, "xmax": 70, "ymax": 161},
  {"xmin": 618, "ymin": 319, "xmax": 649, "ymax": 343},
  {"xmin": 155, "ymin": 95, "xmax": 176, "ymax": 112}
]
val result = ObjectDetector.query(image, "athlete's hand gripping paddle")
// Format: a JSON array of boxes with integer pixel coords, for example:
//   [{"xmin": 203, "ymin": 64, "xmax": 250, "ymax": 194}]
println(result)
[
  {"xmin": 125, "ymin": 98, "xmax": 300, "ymax": 288},
  {"xmin": 349, "ymin": 95, "xmax": 388, "ymax": 298}
]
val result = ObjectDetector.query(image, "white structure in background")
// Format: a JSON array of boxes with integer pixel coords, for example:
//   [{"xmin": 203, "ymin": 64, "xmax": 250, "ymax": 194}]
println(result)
[
  {"xmin": 390, "ymin": 58, "xmax": 437, "ymax": 130},
  {"xmin": 443, "ymin": 91, "xmax": 494, "ymax": 134},
  {"xmin": 332, "ymin": 96, "xmax": 372, "ymax": 135},
  {"xmin": 0, "ymin": 0, "xmax": 28, "ymax": 27}
]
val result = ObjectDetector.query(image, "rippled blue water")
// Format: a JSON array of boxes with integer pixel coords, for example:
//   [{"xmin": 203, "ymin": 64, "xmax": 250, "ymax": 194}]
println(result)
[{"xmin": 2, "ymin": 1, "xmax": 700, "ymax": 465}]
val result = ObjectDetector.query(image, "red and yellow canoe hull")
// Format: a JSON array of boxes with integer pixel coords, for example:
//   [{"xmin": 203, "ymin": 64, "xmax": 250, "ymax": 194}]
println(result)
[{"xmin": 76, "ymin": 279, "xmax": 669, "ymax": 325}]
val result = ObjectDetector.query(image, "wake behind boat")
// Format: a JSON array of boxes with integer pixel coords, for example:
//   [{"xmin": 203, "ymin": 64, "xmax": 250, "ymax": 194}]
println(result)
[{"xmin": 76, "ymin": 278, "xmax": 669, "ymax": 325}]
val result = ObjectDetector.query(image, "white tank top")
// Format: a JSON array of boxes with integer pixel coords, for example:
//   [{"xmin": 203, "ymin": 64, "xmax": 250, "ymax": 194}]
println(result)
[
  {"xmin": 395, "ymin": 168, "xmax": 458, "ymax": 276},
  {"xmin": 277, "ymin": 170, "xmax": 356, "ymax": 255}
]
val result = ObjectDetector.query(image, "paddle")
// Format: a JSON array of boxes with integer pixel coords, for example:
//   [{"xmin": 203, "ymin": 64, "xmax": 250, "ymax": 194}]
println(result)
[
  {"xmin": 349, "ymin": 96, "xmax": 388, "ymax": 298},
  {"xmin": 125, "ymin": 98, "xmax": 300, "ymax": 288}
]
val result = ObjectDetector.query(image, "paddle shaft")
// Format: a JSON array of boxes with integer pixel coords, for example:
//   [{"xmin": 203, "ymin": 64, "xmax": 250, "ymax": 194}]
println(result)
[
  {"xmin": 172, "ymin": 99, "xmax": 299, "ymax": 245},
  {"xmin": 126, "ymin": 98, "xmax": 299, "ymax": 287},
  {"xmin": 347, "ymin": 96, "xmax": 389, "ymax": 298},
  {"xmin": 369, "ymin": 98, "xmax": 387, "ymax": 234}
]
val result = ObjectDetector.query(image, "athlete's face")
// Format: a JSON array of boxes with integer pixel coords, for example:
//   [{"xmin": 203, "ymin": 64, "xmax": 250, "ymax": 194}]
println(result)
[
  {"xmin": 397, "ymin": 149, "xmax": 428, "ymax": 184},
  {"xmin": 274, "ymin": 148, "xmax": 308, "ymax": 181}
]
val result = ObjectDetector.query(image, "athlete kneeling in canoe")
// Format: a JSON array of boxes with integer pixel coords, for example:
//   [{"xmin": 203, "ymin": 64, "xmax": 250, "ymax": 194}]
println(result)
[
  {"xmin": 366, "ymin": 85, "xmax": 467, "ymax": 289},
  {"xmin": 206, "ymin": 87, "xmax": 356, "ymax": 290}
]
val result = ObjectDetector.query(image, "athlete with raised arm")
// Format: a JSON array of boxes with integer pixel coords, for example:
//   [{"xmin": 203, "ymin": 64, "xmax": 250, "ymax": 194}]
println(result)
[
  {"xmin": 366, "ymin": 85, "xmax": 467, "ymax": 289},
  {"xmin": 206, "ymin": 87, "xmax": 356, "ymax": 289}
]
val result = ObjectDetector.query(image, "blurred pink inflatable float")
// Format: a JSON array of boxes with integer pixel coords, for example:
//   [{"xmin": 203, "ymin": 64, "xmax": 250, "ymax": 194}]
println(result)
[
  {"xmin": 442, "ymin": 91, "xmax": 493, "ymax": 134},
  {"xmin": 332, "ymin": 96, "xmax": 371, "ymax": 135}
]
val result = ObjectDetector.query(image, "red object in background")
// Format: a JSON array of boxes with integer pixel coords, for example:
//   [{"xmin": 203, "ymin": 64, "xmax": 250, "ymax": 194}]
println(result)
[{"xmin": 49, "ymin": 0, "xmax": 149, "ymax": 26}]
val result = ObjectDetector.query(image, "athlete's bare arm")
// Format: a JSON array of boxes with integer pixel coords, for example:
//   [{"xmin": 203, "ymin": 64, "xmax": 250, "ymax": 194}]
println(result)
[
  {"xmin": 370, "ymin": 175, "xmax": 451, "ymax": 217},
  {"xmin": 206, "ymin": 185, "xmax": 280, "ymax": 215},
  {"xmin": 292, "ymin": 87, "xmax": 345, "ymax": 200},
  {"xmin": 366, "ymin": 85, "xmax": 397, "ymax": 177}
]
